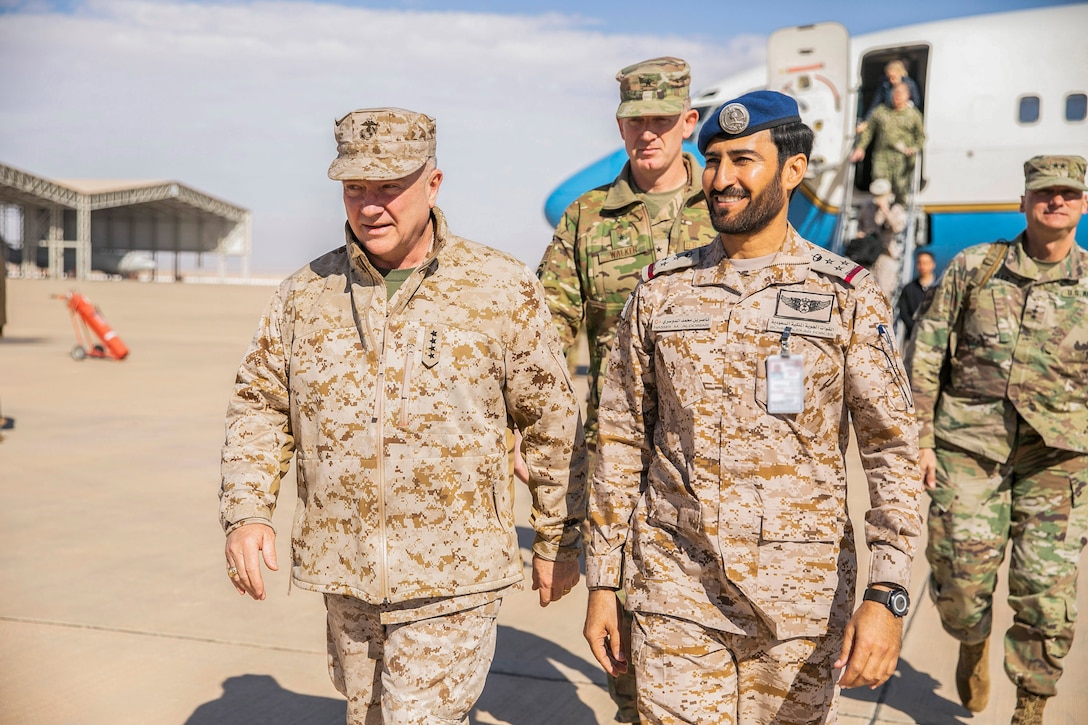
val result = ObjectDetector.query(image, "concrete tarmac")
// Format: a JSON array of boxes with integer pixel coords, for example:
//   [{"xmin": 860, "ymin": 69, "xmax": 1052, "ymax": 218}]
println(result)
[{"xmin": 1, "ymin": 277, "xmax": 1084, "ymax": 724}]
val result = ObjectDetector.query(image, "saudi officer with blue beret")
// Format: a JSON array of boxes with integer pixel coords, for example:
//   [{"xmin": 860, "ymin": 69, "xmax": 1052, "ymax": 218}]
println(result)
[{"xmin": 583, "ymin": 90, "xmax": 922, "ymax": 723}]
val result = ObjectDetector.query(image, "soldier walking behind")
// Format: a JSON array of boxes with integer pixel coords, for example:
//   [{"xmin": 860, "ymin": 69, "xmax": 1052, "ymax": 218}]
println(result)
[
  {"xmin": 850, "ymin": 82, "xmax": 925, "ymax": 206},
  {"xmin": 583, "ymin": 90, "xmax": 922, "ymax": 723},
  {"xmin": 534, "ymin": 56, "xmax": 718, "ymax": 723},
  {"xmin": 220, "ymin": 107, "xmax": 586, "ymax": 724},
  {"xmin": 909, "ymin": 155, "xmax": 1088, "ymax": 725}
]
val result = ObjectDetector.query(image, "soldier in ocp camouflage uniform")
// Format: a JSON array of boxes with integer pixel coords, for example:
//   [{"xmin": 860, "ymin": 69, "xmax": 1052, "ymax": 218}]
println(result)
[
  {"xmin": 220, "ymin": 108, "xmax": 586, "ymax": 725},
  {"xmin": 535, "ymin": 56, "xmax": 717, "ymax": 723},
  {"xmin": 851, "ymin": 83, "xmax": 925, "ymax": 205},
  {"xmin": 584, "ymin": 90, "xmax": 922, "ymax": 724},
  {"xmin": 536, "ymin": 56, "xmax": 717, "ymax": 450},
  {"xmin": 909, "ymin": 155, "xmax": 1088, "ymax": 725}
]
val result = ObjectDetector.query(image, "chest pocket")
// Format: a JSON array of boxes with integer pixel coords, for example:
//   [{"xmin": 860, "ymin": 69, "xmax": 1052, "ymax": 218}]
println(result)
[
  {"xmin": 408, "ymin": 322, "xmax": 502, "ymax": 436},
  {"xmin": 655, "ymin": 328, "xmax": 717, "ymax": 409},
  {"xmin": 1054, "ymin": 287, "xmax": 1088, "ymax": 367},
  {"xmin": 583, "ymin": 223, "xmax": 654, "ymax": 301},
  {"xmin": 750, "ymin": 323, "xmax": 842, "ymax": 441},
  {"xmin": 962, "ymin": 286, "xmax": 1017, "ymax": 346}
]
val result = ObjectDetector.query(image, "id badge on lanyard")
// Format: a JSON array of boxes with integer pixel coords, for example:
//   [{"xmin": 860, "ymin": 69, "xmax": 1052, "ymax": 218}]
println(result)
[{"xmin": 766, "ymin": 326, "xmax": 805, "ymax": 414}]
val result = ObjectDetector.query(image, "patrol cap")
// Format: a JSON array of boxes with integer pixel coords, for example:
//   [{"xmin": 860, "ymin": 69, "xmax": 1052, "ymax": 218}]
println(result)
[
  {"xmin": 1023, "ymin": 155, "xmax": 1087, "ymax": 192},
  {"xmin": 328, "ymin": 107, "xmax": 436, "ymax": 181},
  {"xmin": 615, "ymin": 57, "xmax": 691, "ymax": 119},
  {"xmin": 697, "ymin": 90, "xmax": 802, "ymax": 154}
]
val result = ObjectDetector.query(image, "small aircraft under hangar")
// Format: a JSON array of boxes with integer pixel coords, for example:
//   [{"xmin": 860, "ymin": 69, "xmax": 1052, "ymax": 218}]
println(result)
[{"xmin": 0, "ymin": 161, "xmax": 250, "ymax": 280}]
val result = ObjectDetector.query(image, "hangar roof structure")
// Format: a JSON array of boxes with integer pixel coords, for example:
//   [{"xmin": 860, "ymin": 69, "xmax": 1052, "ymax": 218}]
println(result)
[{"xmin": 0, "ymin": 161, "xmax": 251, "ymax": 279}]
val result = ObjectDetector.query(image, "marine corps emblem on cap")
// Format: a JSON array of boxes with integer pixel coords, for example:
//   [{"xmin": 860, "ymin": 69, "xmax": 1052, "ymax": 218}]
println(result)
[
  {"xmin": 615, "ymin": 56, "xmax": 691, "ymax": 119},
  {"xmin": 1023, "ymin": 154, "xmax": 1088, "ymax": 192},
  {"xmin": 718, "ymin": 103, "xmax": 750, "ymax": 134},
  {"xmin": 328, "ymin": 107, "xmax": 437, "ymax": 182}
]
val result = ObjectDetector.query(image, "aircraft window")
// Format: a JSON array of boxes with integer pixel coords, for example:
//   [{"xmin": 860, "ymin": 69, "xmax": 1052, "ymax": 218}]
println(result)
[
  {"xmin": 1066, "ymin": 93, "xmax": 1087, "ymax": 122},
  {"xmin": 1018, "ymin": 95, "xmax": 1041, "ymax": 124}
]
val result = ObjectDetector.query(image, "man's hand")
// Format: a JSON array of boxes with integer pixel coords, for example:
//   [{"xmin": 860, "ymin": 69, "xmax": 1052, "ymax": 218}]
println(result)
[
  {"xmin": 850, "ymin": 148, "xmax": 866, "ymax": 163},
  {"xmin": 584, "ymin": 588, "xmax": 628, "ymax": 676},
  {"xmin": 532, "ymin": 555, "xmax": 579, "ymax": 607},
  {"xmin": 919, "ymin": 447, "xmax": 937, "ymax": 489},
  {"xmin": 224, "ymin": 523, "xmax": 278, "ymax": 600},
  {"xmin": 834, "ymin": 599, "xmax": 904, "ymax": 689}
]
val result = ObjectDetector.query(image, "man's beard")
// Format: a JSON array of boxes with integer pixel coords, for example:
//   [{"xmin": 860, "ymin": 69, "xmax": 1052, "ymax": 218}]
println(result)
[{"xmin": 708, "ymin": 171, "xmax": 785, "ymax": 235}]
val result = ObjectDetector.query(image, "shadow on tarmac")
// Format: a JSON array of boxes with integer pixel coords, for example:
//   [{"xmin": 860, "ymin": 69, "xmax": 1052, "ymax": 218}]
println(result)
[
  {"xmin": 475, "ymin": 624, "xmax": 606, "ymax": 724},
  {"xmin": 187, "ymin": 625, "xmax": 606, "ymax": 725},
  {"xmin": 842, "ymin": 656, "xmax": 971, "ymax": 724},
  {"xmin": 185, "ymin": 674, "xmax": 345, "ymax": 725}
]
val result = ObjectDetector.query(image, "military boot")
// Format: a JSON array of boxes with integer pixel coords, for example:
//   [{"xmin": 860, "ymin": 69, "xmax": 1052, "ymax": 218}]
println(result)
[
  {"xmin": 955, "ymin": 640, "xmax": 990, "ymax": 713},
  {"xmin": 1010, "ymin": 688, "xmax": 1047, "ymax": 725}
]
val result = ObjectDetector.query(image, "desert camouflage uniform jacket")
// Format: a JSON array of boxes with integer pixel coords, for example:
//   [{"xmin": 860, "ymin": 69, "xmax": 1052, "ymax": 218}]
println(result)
[
  {"xmin": 221, "ymin": 207, "xmax": 586, "ymax": 611},
  {"xmin": 537, "ymin": 153, "xmax": 717, "ymax": 445},
  {"xmin": 587, "ymin": 227, "xmax": 921, "ymax": 640},
  {"xmin": 910, "ymin": 234, "xmax": 1088, "ymax": 461}
]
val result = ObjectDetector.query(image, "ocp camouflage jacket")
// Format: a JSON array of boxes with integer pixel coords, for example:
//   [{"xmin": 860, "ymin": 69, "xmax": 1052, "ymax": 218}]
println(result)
[
  {"xmin": 221, "ymin": 207, "xmax": 586, "ymax": 605},
  {"xmin": 537, "ymin": 153, "xmax": 718, "ymax": 445},
  {"xmin": 910, "ymin": 234, "xmax": 1088, "ymax": 461}
]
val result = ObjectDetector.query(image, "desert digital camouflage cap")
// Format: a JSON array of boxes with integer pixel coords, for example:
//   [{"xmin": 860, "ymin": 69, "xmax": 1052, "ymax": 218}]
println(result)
[
  {"xmin": 328, "ymin": 108, "xmax": 436, "ymax": 181},
  {"xmin": 697, "ymin": 90, "xmax": 802, "ymax": 153},
  {"xmin": 615, "ymin": 57, "xmax": 691, "ymax": 119},
  {"xmin": 1023, "ymin": 155, "xmax": 1087, "ymax": 192}
]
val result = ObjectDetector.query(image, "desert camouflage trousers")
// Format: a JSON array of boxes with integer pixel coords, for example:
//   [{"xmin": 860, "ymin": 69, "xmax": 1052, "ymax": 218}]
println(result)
[
  {"xmin": 926, "ymin": 422, "xmax": 1088, "ymax": 697},
  {"xmin": 630, "ymin": 611, "xmax": 840, "ymax": 724},
  {"xmin": 325, "ymin": 594, "xmax": 500, "ymax": 724}
]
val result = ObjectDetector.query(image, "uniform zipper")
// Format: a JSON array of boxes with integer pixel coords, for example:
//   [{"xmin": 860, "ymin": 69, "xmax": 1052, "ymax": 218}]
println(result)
[{"xmin": 399, "ymin": 343, "xmax": 415, "ymax": 429}]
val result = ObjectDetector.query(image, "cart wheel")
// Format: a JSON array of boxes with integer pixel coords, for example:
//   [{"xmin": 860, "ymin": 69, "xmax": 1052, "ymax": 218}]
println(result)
[
  {"xmin": 93, "ymin": 344, "xmax": 106, "ymax": 356},
  {"xmin": 71, "ymin": 345, "xmax": 87, "ymax": 361}
]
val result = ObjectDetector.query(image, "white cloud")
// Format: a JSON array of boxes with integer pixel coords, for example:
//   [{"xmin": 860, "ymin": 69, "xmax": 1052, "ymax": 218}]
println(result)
[{"xmin": 0, "ymin": 0, "xmax": 764, "ymax": 272}]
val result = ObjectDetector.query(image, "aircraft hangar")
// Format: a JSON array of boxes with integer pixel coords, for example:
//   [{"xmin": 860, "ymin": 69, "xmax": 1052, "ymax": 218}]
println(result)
[{"xmin": 0, "ymin": 161, "xmax": 251, "ymax": 280}]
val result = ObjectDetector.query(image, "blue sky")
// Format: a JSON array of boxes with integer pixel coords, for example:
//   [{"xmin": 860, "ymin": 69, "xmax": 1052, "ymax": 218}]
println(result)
[
  {"xmin": 2, "ymin": 0, "xmax": 1074, "ymax": 35},
  {"xmin": 0, "ymin": 0, "xmax": 1079, "ymax": 274},
  {"xmin": 304, "ymin": 0, "xmax": 1076, "ymax": 36}
]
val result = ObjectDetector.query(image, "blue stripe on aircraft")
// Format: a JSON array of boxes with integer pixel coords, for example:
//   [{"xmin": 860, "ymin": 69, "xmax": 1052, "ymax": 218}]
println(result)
[{"xmin": 789, "ymin": 193, "xmax": 1087, "ymax": 274}]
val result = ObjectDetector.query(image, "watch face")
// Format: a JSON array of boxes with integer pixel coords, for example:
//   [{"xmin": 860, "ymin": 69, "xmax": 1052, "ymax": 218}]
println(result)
[{"xmin": 889, "ymin": 590, "xmax": 910, "ymax": 617}]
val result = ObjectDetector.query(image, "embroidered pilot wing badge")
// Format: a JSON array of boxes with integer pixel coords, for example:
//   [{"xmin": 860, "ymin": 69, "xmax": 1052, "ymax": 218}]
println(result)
[
  {"xmin": 766, "ymin": 290, "xmax": 838, "ymax": 339},
  {"xmin": 782, "ymin": 295, "xmax": 832, "ymax": 315},
  {"xmin": 422, "ymin": 326, "xmax": 441, "ymax": 368}
]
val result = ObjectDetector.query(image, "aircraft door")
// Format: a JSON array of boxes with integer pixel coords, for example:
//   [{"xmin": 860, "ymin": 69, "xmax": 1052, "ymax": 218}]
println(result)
[{"xmin": 767, "ymin": 23, "xmax": 851, "ymax": 175}]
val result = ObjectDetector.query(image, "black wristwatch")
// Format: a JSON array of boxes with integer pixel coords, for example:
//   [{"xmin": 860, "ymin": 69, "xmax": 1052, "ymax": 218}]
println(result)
[{"xmin": 864, "ymin": 586, "xmax": 910, "ymax": 617}]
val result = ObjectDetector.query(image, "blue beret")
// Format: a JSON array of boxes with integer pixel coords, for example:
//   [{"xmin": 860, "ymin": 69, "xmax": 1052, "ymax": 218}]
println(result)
[{"xmin": 697, "ymin": 90, "xmax": 802, "ymax": 154}]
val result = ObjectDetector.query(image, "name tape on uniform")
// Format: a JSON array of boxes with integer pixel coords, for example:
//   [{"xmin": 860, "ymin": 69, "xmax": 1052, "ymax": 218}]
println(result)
[{"xmin": 652, "ymin": 313, "xmax": 713, "ymax": 332}]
